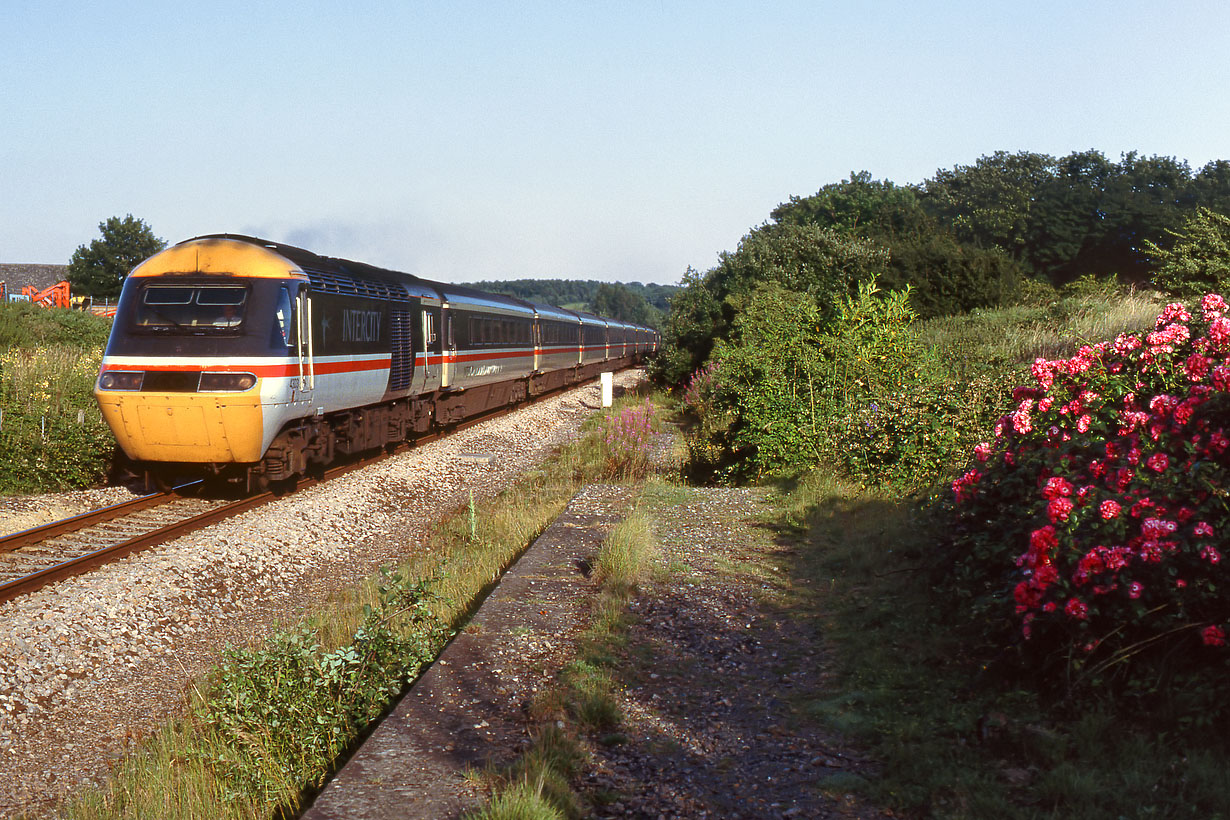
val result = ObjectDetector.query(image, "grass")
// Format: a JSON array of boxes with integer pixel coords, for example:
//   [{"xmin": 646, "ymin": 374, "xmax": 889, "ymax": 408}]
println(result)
[
  {"xmin": 57, "ymin": 388, "xmax": 665, "ymax": 820},
  {"xmin": 918, "ymin": 290, "xmax": 1165, "ymax": 380},
  {"xmin": 762, "ymin": 288, "xmax": 1230, "ymax": 820}
]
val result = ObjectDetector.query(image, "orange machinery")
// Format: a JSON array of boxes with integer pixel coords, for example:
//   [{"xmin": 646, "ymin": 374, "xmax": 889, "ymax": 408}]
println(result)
[{"xmin": 21, "ymin": 281, "xmax": 71, "ymax": 309}]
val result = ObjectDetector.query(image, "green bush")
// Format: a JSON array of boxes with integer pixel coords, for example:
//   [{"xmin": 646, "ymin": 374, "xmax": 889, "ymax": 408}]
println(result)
[
  {"xmin": 682, "ymin": 278, "xmax": 936, "ymax": 483},
  {"xmin": 198, "ymin": 570, "xmax": 451, "ymax": 798},
  {"xmin": 825, "ymin": 371, "xmax": 1016, "ymax": 493},
  {"xmin": 0, "ymin": 302, "xmax": 112, "ymax": 349},
  {"xmin": 0, "ymin": 412, "xmax": 114, "ymax": 491},
  {"xmin": 1145, "ymin": 207, "xmax": 1230, "ymax": 297}
]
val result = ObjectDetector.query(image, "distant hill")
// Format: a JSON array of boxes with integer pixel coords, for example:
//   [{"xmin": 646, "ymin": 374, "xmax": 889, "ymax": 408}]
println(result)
[{"xmin": 462, "ymin": 279, "xmax": 679, "ymax": 315}]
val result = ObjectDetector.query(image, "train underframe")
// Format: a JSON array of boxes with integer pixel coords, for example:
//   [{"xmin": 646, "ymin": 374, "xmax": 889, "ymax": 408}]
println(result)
[{"xmin": 133, "ymin": 357, "xmax": 637, "ymax": 494}]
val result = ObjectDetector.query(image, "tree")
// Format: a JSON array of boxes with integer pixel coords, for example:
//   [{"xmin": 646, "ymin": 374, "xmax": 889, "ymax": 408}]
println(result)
[
  {"xmin": 67, "ymin": 215, "xmax": 166, "ymax": 298},
  {"xmin": 772, "ymin": 171, "xmax": 927, "ymax": 238},
  {"xmin": 773, "ymin": 171, "xmax": 1020, "ymax": 317},
  {"xmin": 707, "ymin": 221, "xmax": 890, "ymax": 329},
  {"xmin": 648, "ymin": 267, "xmax": 723, "ymax": 385},
  {"xmin": 588, "ymin": 282, "xmax": 659, "ymax": 327},
  {"xmin": 920, "ymin": 150, "xmax": 1055, "ymax": 259},
  {"xmin": 1144, "ymin": 207, "xmax": 1230, "ymax": 296},
  {"xmin": 879, "ymin": 231, "xmax": 1019, "ymax": 318}
]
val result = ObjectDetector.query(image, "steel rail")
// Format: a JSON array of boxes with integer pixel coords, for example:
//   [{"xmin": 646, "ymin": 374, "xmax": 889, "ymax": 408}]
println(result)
[
  {"xmin": 0, "ymin": 490, "xmax": 176, "ymax": 554},
  {"xmin": 0, "ymin": 491, "xmax": 272, "ymax": 603}
]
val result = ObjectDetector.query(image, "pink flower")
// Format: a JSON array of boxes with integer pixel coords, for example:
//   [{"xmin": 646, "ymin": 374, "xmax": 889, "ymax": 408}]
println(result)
[
  {"xmin": 1128, "ymin": 581, "xmax": 1143, "ymax": 599},
  {"xmin": 1213, "ymin": 365, "xmax": 1230, "ymax": 392},
  {"xmin": 1201, "ymin": 293, "xmax": 1228, "ymax": 321},
  {"xmin": 1194, "ymin": 521, "xmax": 1215, "ymax": 538},
  {"xmin": 1201, "ymin": 545, "xmax": 1222, "ymax": 564},
  {"xmin": 1145, "ymin": 452, "xmax": 1169, "ymax": 473},
  {"xmin": 1048, "ymin": 497, "xmax": 1075, "ymax": 523},
  {"xmin": 1141, "ymin": 517, "xmax": 1178, "ymax": 539},
  {"xmin": 1028, "ymin": 528, "xmax": 1057, "ymax": 555},
  {"xmin": 974, "ymin": 441, "xmax": 992, "ymax": 462},
  {"xmin": 1031, "ymin": 358, "xmax": 1056, "ymax": 390},
  {"xmin": 1042, "ymin": 476, "xmax": 1074, "ymax": 499},
  {"xmin": 1077, "ymin": 414, "xmax": 1092, "ymax": 433},
  {"xmin": 1208, "ymin": 316, "xmax": 1230, "ymax": 350},
  {"xmin": 952, "ymin": 468, "xmax": 982, "ymax": 504},
  {"xmin": 1114, "ymin": 333, "xmax": 1142, "ymax": 354},
  {"xmin": 1100, "ymin": 500, "xmax": 1121, "ymax": 519},
  {"xmin": 1156, "ymin": 303, "xmax": 1192, "ymax": 327},
  {"xmin": 1065, "ymin": 598, "xmax": 1089, "ymax": 620},
  {"xmin": 1201, "ymin": 625, "xmax": 1226, "ymax": 647},
  {"xmin": 1184, "ymin": 352, "xmax": 1210, "ymax": 382}
]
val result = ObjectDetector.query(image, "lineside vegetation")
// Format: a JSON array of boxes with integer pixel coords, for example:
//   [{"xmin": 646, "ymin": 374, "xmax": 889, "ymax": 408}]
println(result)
[{"xmin": 650, "ymin": 149, "xmax": 1230, "ymax": 816}]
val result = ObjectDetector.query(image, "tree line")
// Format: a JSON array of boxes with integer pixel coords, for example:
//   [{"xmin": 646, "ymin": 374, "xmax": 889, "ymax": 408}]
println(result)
[
  {"xmin": 464, "ymin": 279, "xmax": 674, "ymax": 327},
  {"xmin": 654, "ymin": 149, "xmax": 1230, "ymax": 386}
]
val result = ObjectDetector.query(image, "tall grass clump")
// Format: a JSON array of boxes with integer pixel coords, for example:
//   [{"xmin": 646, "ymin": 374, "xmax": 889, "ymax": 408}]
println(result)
[
  {"xmin": 919, "ymin": 290, "xmax": 1165, "ymax": 381},
  {"xmin": 599, "ymin": 399, "xmax": 658, "ymax": 479}
]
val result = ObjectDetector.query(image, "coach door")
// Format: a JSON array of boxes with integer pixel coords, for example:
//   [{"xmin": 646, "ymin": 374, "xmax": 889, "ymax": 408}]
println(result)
[
  {"xmin": 532, "ymin": 317, "xmax": 542, "ymax": 372},
  {"xmin": 441, "ymin": 306, "xmax": 456, "ymax": 389},
  {"xmin": 294, "ymin": 287, "xmax": 315, "ymax": 403},
  {"xmin": 422, "ymin": 308, "xmax": 441, "ymax": 390}
]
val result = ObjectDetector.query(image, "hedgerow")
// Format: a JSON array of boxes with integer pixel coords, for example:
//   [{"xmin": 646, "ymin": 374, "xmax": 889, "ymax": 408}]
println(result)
[{"xmin": 945, "ymin": 294, "xmax": 1230, "ymax": 721}]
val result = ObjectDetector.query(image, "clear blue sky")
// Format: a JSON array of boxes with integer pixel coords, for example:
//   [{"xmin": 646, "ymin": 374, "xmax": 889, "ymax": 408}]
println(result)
[{"xmin": 3, "ymin": 1, "xmax": 1228, "ymax": 284}]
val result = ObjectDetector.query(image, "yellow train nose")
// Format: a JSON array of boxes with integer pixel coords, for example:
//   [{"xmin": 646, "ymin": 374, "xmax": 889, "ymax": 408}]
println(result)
[{"xmin": 95, "ymin": 390, "xmax": 266, "ymax": 463}]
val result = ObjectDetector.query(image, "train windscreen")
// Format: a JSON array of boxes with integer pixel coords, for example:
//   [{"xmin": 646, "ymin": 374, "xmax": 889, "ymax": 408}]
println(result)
[{"xmin": 133, "ymin": 285, "xmax": 248, "ymax": 332}]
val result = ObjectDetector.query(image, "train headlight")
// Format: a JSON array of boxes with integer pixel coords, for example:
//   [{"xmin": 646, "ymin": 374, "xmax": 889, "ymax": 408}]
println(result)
[
  {"xmin": 198, "ymin": 372, "xmax": 257, "ymax": 392},
  {"xmin": 98, "ymin": 371, "xmax": 144, "ymax": 391}
]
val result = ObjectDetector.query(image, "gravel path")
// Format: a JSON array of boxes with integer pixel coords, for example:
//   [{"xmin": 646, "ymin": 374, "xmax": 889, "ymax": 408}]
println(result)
[
  {"xmin": 581, "ymin": 485, "xmax": 884, "ymax": 819},
  {"xmin": 0, "ymin": 371, "xmax": 643, "ymax": 819}
]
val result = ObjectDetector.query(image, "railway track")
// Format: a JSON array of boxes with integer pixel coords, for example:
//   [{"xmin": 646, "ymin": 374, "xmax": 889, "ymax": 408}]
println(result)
[
  {"xmin": 0, "ymin": 488, "xmax": 263, "ymax": 604},
  {"xmin": 0, "ymin": 386, "xmax": 566, "ymax": 606}
]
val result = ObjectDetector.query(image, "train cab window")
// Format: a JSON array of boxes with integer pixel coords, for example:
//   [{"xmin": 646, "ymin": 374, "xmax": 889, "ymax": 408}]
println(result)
[
  {"xmin": 272, "ymin": 286, "xmax": 294, "ymax": 349},
  {"xmin": 135, "ymin": 285, "xmax": 248, "ymax": 332}
]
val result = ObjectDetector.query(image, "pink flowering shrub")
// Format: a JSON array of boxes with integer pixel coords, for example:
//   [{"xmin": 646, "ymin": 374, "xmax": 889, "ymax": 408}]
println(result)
[
  {"xmin": 602, "ymin": 400, "xmax": 657, "ymax": 479},
  {"xmin": 947, "ymin": 294, "xmax": 1230, "ymax": 705}
]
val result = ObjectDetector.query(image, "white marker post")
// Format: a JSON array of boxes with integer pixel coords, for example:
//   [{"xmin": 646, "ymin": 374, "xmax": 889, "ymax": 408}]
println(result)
[{"xmin": 600, "ymin": 372, "xmax": 613, "ymax": 408}]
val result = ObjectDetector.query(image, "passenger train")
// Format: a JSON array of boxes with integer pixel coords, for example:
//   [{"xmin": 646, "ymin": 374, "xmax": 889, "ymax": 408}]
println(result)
[{"xmin": 94, "ymin": 235, "xmax": 657, "ymax": 491}]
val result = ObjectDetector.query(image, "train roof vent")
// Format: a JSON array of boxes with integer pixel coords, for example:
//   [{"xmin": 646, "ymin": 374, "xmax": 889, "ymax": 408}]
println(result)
[{"xmin": 302, "ymin": 266, "xmax": 409, "ymax": 301}]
